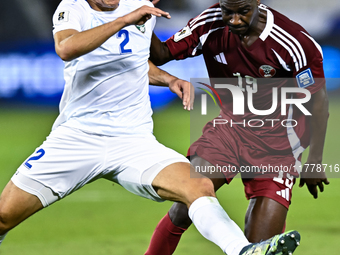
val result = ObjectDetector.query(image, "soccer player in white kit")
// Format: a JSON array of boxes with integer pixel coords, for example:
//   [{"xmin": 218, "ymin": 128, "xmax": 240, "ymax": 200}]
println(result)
[{"xmin": 0, "ymin": 1, "xmax": 300, "ymax": 254}]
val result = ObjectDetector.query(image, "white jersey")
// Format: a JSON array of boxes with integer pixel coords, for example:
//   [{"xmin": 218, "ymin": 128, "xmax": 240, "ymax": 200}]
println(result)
[{"xmin": 52, "ymin": 0, "xmax": 156, "ymax": 136}]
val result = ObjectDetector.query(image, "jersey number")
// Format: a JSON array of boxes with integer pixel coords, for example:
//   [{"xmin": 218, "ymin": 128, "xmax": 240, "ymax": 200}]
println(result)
[
  {"xmin": 117, "ymin": 30, "xmax": 132, "ymax": 54},
  {"xmin": 24, "ymin": 148, "xmax": 45, "ymax": 169},
  {"xmin": 233, "ymin": 72, "xmax": 258, "ymax": 93},
  {"xmin": 273, "ymin": 172, "xmax": 294, "ymax": 189}
]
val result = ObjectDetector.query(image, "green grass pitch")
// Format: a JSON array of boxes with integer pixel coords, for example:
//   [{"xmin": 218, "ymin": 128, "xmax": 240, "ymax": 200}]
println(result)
[{"xmin": 0, "ymin": 97, "xmax": 339, "ymax": 255}]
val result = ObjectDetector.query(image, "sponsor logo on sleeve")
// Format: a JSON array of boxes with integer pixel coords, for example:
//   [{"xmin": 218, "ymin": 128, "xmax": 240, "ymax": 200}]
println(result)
[
  {"xmin": 174, "ymin": 26, "xmax": 192, "ymax": 42},
  {"xmin": 296, "ymin": 68, "xmax": 315, "ymax": 88},
  {"xmin": 57, "ymin": 10, "xmax": 69, "ymax": 23}
]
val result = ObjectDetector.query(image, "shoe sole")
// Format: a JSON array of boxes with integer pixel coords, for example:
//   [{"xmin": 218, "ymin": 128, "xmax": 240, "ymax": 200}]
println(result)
[{"xmin": 268, "ymin": 230, "xmax": 301, "ymax": 255}]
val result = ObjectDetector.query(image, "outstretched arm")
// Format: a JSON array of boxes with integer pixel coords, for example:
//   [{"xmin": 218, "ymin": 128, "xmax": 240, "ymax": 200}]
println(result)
[
  {"xmin": 54, "ymin": 6, "xmax": 170, "ymax": 61},
  {"xmin": 299, "ymin": 85, "xmax": 330, "ymax": 198},
  {"xmin": 148, "ymin": 60, "xmax": 194, "ymax": 111}
]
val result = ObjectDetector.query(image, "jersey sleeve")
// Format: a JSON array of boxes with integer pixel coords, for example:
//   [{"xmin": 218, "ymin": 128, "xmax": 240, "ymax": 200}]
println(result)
[
  {"xmin": 165, "ymin": 3, "xmax": 222, "ymax": 60},
  {"xmin": 165, "ymin": 19, "xmax": 202, "ymax": 60},
  {"xmin": 293, "ymin": 31, "xmax": 325, "ymax": 95},
  {"xmin": 52, "ymin": 2, "xmax": 84, "ymax": 35}
]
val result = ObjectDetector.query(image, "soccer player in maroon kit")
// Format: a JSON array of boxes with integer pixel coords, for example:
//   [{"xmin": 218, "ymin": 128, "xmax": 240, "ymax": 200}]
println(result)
[{"xmin": 145, "ymin": 0, "xmax": 329, "ymax": 254}]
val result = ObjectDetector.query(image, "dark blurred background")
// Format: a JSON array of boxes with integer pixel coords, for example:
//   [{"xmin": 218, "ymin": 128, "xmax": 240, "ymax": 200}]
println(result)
[{"xmin": 0, "ymin": 0, "xmax": 339, "ymax": 108}]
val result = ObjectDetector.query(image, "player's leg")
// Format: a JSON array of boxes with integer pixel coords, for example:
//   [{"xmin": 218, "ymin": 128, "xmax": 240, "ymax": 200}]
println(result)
[
  {"xmin": 0, "ymin": 126, "xmax": 110, "ymax": 248},
  {"xmin": 240, "ymin": 178, "xmax": 300, "ymax": 255},
  {"xmin": 113, "ymin": 136, "xmax": 300, "ymax": 255},
  {"xmin": 169, "ymin": 155, "xmax": 227, "ymax": 226},
  {"xmin": 152, "ymin": 163, "xmax": 300, "ymax": 255},
  {"xmin": 244, "ymin": 197, "xmax": 287, "ymax": 242},
  {"xmin": 151, "ymin": 162, "xmax": 251, "ymax": 255},
  {"xmin": 0, "ymin": 180, "xmax": 44, "ymax": 245},
  {"xmin": 242, "ymin": 177, "xmax": 294, "ymax": 243},
  {"xmin": 145, "ymin": 119, "xmax": 243, "ymax": 255},
  {"xmin": 145, "ymin": 156, "xmax": 226, "ymax": 255},
  {"xmin": 111, "ymin": 135, "xmax": 249, "ymax": 255}
]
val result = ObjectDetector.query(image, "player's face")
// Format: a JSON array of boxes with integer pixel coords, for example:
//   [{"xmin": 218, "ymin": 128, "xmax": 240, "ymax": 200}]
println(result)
[
  {"xmin": 219, "ymin": 0, "xmax": 259, "ymax": 35},
  {"xmin": 89, "ymin": 0, "xmax": 120, "ymax": 11}
]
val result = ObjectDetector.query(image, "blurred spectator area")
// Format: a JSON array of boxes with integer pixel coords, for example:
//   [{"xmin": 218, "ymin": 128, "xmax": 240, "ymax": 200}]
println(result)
[
  {"xmin": 0, "ymin": 0, "xmax": 59, "ymax": 42},
  {"xmin": 0, "ymin": 0, "xmax": 339, "ymax": 108}
]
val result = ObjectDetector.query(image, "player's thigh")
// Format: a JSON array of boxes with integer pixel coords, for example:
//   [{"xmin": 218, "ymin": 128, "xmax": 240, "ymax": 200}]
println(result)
[
  {"xmin": 11, "ymin": 126, "xmax": 106, "ymax": 207},
  {"xmin": 188, "ymin": 121, "xmax": 240, "ymax": 183},
  {"xmin": 0, "ymin": 181, "xmax": 43, "ymax": 231},
  {"xmin": 104, "ymin": 135, "xmax": 195, "ymax": 203}
]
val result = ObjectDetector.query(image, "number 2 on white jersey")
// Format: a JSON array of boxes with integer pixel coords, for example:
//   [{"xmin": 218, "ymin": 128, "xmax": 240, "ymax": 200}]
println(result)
[{"xmin": 117, "ymin": 30, "xmax": 132, "ymax": 54}]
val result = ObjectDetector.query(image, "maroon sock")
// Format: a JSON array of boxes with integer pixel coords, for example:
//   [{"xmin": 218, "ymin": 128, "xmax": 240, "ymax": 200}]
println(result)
[{"xmin": 144, "ymin": 212, "xmax": 187, "ymax": 255}]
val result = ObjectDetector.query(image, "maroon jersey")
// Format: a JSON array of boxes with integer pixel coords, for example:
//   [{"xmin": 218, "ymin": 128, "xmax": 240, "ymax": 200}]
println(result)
[{"xmin": 166, "ymin": 4, "xmax": 325, "ymax": 165}]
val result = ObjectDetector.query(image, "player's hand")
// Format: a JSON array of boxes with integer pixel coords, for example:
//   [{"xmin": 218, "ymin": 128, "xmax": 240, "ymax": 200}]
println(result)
[
  {"xmin": 169, "ymin": 78, "xmax": 194, "ymax": 111},
  {"xmin": 299, "ymin": 163, "xmax": 330, "ymax": 199},
  {"xmin": 122, "ymin": 5, "xmax": 170, "ymax": 26}
]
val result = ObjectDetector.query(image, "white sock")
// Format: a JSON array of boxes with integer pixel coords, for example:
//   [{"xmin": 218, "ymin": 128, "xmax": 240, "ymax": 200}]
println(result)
[
  {"xmin": 189, "ymin": 197, "xmax": 250, "ymax": 255},
  {"xmin": 0, "ymin": 233, "xmax": 7, "ymax": 246}
]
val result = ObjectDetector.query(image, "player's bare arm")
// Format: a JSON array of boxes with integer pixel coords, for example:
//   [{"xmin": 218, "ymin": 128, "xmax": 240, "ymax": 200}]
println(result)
[
  {"xmin": 299, "ymin": 85, "xmax": 330, "ymax": 198},
  {"xmin": 54, "ymin": 5, "xmax": 170, "ymax": 61},
  {"xmin": 148, "ymin": 60, "xmax": 194, "ymax": 111},
  {"xmin": 150, "ymin": 33, "xmax": 174, "ymax": 66}
]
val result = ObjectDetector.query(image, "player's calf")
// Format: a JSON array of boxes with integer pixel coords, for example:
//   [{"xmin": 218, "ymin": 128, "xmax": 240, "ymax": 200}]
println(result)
[{"xmin": 169, "ymin": 202, "xmax": 192, "ymax": 228}]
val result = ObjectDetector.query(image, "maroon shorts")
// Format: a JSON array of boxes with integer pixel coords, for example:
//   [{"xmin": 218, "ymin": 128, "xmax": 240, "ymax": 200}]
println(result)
[
  {"xmin": 189, "ymin": 120, "xmax": 299, "ymax": 209},
  {"xmin": 242, "ymin": 177, "xmax": 295, "ymax": 209}
]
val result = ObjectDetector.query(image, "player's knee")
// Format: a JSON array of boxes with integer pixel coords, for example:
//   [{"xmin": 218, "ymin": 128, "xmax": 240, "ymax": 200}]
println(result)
[
  {"xmin": 199, "ymin": 177, "xmax": 215, "ymax": 196},
  {"xmin": 186, "ymin": 177, "xmax": 215, "ymax": 202}
]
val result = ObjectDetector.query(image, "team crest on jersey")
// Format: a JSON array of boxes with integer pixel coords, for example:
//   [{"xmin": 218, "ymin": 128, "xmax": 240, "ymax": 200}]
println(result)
[
  {"xmin": 296, "ymin": 68, "xmax": 315, "ymax": 88},
  {"xmin": 136, "ymin": 24, "xmax": 146, "ymax": 33},
  {"xmin": 174, "ymin": 26, "xmax": 192, "ymax": 42},
  {"xmin": 259, "ymin": 65, "xmax": 276, "ymax": 78}
]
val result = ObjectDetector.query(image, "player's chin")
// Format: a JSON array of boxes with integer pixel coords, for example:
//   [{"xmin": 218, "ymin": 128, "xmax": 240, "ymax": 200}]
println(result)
[
  {"xmin": 101, "ymin": 0, "xmax": 119, "ymax": 9},
  {"xmin": 229, "ymin": 26, "xmax": 248, "ymax": 34},
  {"xmin": 104, "ymin": 0, "xmax": 119, "ymax": 5}
]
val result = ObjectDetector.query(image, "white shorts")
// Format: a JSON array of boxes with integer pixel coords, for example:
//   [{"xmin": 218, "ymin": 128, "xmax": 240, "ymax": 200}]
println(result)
[{"xmin": 11, "ymin": 125, "xmax": 189, "ymax": 207}]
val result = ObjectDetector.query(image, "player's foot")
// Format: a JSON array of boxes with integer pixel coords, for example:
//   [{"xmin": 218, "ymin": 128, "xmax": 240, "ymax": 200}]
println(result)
[{"xmin": 239, "ymin": 230, "xmax": 300, "ymax": 255}]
